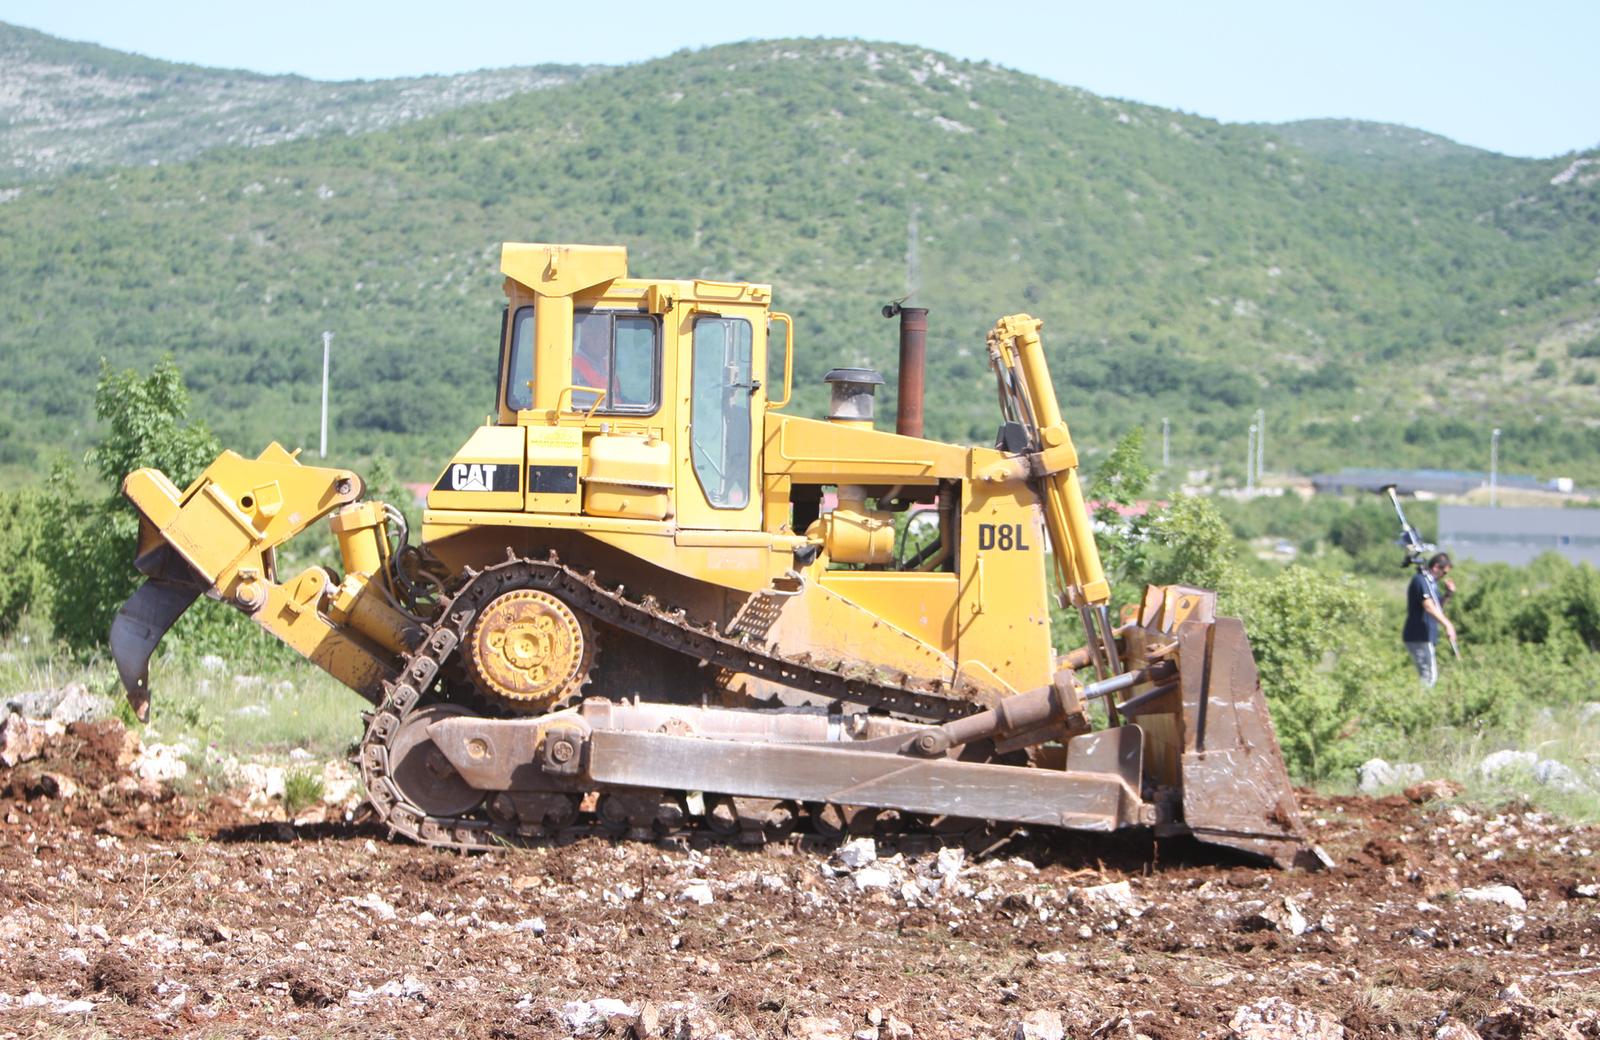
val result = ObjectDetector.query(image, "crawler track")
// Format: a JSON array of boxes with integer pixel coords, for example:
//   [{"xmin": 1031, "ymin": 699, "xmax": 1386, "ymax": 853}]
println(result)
[{"xmin": 358, "ymin": 552, "xmax": 989, "ymax": 851}]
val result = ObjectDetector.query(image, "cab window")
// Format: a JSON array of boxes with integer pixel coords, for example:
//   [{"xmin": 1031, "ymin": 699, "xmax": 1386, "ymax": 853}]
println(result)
[
  {"xmin": 505, "ymin": 305, "xmax": 535, "ymax": 411},
  {"xmin": 690, "ymin": 316, "xmax": 753, "ymax": 509},
  {"xmin": 572, "ymin": 311, "xmax": 660, "ymax": 414}
]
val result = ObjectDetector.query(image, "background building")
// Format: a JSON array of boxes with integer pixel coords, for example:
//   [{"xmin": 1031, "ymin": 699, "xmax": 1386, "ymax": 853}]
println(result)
[{"xmin": 1439, "ymin": 505, "xmax": 1600, "ymax": 566}]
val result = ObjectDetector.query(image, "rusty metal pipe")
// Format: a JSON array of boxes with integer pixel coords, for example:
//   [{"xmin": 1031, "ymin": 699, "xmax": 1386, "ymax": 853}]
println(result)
[
  {"xmin": 885, "ymin": 304, "xmax": 927, "ymax": 438},
  {"xmin": 926, "ymin": 664, "xmax": 1171, "ymax": 754}
]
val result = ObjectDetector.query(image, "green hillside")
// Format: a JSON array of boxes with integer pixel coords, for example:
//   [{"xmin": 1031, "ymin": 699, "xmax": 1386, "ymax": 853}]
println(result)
[{"xmin": 1, "ymin": 33, "xmax": 1597, "ymax": 484}]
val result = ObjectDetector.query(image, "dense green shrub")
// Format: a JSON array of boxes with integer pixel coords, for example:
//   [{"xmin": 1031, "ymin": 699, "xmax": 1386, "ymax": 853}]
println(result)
[
  {"xmin": 0, "ymin": 486, "xmax": 51, "ymax": 631},
  {"xmin": 1452, "ymin": 554, "xmax": 1600, "ymax": 665},
  {"xmin": 1228, "ymin": 568, "xmax": 1398, "ymax": 778}
]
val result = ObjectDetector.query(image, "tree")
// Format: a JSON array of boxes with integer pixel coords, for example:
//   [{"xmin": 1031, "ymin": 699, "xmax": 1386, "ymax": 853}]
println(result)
[{"xmin": 40, "ymin": 359, "xmax": 224, "ymax": 651}]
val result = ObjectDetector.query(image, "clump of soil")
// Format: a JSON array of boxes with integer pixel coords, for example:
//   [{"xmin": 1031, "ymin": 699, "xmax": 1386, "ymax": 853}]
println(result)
[{"xmin": 89, "ymin": 952, "xmax": 153, "ymax": 1005}]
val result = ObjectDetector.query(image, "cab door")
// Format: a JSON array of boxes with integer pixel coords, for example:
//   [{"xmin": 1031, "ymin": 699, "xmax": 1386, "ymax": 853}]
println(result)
[{"xmin": 675, "ymin": 310, "xmax": 765, "ymax": 531}]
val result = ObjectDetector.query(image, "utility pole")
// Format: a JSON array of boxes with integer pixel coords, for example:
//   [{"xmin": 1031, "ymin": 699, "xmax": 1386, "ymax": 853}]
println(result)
[
  {"xmin": 1161, "ymin": 417, "xmax": 1170, "ymax": 469},
  {"xmin": 320, "ymin": 330, "xmax": 333, "ymax": 459},
  {"xmin": 1490, "ymin": 427, "xmax": 1501, "ymax": 507},
  {"xmin": 1246, "ymin": 424, "xmax": 1257, "ymax": 495},
  {"xmin": 1254, "ymin": 408, "xmax": 1264, "ymax": 480}
]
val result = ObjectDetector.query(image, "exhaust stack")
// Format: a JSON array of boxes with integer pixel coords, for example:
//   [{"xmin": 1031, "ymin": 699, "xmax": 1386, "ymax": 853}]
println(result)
[{"xmin": 884, "ymin": 303, "xmax": 928, "ymax": 438}]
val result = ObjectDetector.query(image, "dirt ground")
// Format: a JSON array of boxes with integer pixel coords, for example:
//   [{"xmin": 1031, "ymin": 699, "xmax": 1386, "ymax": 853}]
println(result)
[{"xmin": 2, "ymin": 721, "xmax": 1598, "ymax": 1040}]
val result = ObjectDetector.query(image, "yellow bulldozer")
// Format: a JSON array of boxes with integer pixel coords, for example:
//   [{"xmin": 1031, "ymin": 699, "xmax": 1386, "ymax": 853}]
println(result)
[{"xmin": 111, "ymin": 243, "xmax": 1318, "ymax": 867}]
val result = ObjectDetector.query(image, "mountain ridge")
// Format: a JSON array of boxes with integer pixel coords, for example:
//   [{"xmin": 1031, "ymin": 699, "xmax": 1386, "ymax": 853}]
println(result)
[
  {"xmin": 0, "ymin": 20, "xmax": 598, "ymax": 183},
  {"xmin": 1, "ymin": 30, "xmax": 1596, "ymax": 484}
]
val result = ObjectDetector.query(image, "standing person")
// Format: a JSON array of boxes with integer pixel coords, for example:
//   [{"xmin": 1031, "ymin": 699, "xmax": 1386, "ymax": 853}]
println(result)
[{"xmin": 1402, "ymin": 552, "xmax": 1456, "ymax": 687}]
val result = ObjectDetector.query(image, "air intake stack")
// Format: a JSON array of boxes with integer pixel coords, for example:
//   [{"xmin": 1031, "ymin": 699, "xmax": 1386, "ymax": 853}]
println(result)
[{"xmin": 822, "ymin": 368, "xmax": 885, "ymax": 429}]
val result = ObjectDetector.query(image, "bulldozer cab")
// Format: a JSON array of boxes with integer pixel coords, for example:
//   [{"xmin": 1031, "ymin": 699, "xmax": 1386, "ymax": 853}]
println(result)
[{"xmin": 435, "ymin": 242, "xmax": 787, "ymax": 533}]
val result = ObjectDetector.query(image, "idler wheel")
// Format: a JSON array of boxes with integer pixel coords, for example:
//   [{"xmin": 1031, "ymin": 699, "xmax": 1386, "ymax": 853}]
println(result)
[
  {"xmin": 389, "ymin": 704, "xmax": 484, "ymax": 818},
  {"xmin": 465, "ymin": 588, "xmax": 595, "ymax": 712}
]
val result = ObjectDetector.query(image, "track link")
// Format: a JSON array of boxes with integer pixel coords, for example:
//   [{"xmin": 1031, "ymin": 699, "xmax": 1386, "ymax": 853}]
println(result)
[{"xmin": 358, "ymin": 553, "xmax": 987, "ymax": 851}]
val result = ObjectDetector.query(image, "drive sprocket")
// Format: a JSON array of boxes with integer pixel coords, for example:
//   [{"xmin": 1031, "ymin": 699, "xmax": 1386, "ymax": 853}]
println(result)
[{"xmin": 463, "ymin": 587, "xmax": 596, "ymax": 713}]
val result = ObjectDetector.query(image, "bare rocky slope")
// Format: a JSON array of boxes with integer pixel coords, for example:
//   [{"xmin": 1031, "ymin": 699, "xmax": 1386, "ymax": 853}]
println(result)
[{"xmin": 0, "ymin": 21, "xmax": 594, "ymax": 183}]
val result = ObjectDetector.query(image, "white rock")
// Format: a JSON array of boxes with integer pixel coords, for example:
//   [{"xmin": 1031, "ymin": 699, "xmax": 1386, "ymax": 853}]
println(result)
[
  {"xmin": 49, "ymin": 684, "xmax": 107, "ymax": 724},
  {"xmin": 1434, "ymin": 1018, "xmax": 1483, "ymax": 1040},
  {"xmin": 132, "ymin": 743, "xmax": 188, "ymax": 784},
  {"xmin": 288, "ymin": 747, "xmax": 314, "ymax": 761},
  {"xmin": 557, "ymin": 998, "xmax": 637, "ymax": 1035},
  {"xmin": 1246, "ymin": 897, "xmax": 1310, "ymax": 936},
  {"xmin": 10, "ymin": 991, "xmax": 95, "ymax": 1015},
  {"xmin": 853, "ymin": 867, "xmax": 895, "ymax": 891},
  {"xmin": 345, "ymin": 892, "xmax": 398, "ymax": 920},
  {"xmin": 935, "ymin": 846, "xmax": 965, "ymax": 877},
  {"xmin": 1578, "ymin": 701, "xmax": 1600, "ymax": 723},
  {"xmin": 1228, "ymin": 996, "xmax": 1344, "ymax": 1040},
  {"xmin": 1533, "ymin": 759, "xmax": 1585, "ymax": 793},
  {"xmin": 1457, "ymin": 884, "xmax": 1526, "ymax": 911},
  {"xmin": 1074, "ymin": 880, "xmax": 1143, "ymax": 915},
  {"xmin": 200, "ymin": 654, "xmax": 228, "ymax": 675},
  {"xmin": 1572, "ymin": 883, "xmax": 1598, "ymax": 899},
  {"xmin": 321, "ymin": 761, "xmax": 359, "ymax": 804},
  {"xmin": 0, "ymin": 713, "xmax": 51, "ymax": 767},
  {"xmin": 679, "ymin": 881, "xmax": 715, "ymax": 906},
  {"xmin": 788, "ymin": 1017, "xmax": 848, "ymax": 1040},
  {"xmin": 7, "ymin": 688, "xmax": 64, "ymax": 719},
  {"xmin": 836, "ymin": 837, "xmax": 878, "ymax": 870},
  {"xmin": 1357, "ymin": 758, "xmax": 1423, "ymax": 794},
  {"xmin": 349, "ymin": 975, "xmax": 426, "ymax": 1002},
  {"xmin": 1479, "ymin": 749, "xmax": 1537, "ymax": 779},
  {"xmin": 514, "ymin": 917, "xmax": 546, "ymax": 934},
  {"xmin": 1012, "ymin": 1009, "xmax": 1065, "ymax": 1040},
  {"xmin": 235, "ymin": 763, "xmax": 286, "ymax": 801}
]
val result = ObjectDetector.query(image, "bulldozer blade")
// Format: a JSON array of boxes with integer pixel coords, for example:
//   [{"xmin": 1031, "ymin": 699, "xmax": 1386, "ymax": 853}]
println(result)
[
  {"xmin": 110, "ymin": 577, "xmax": 204, "ymax": 721},
  {"xmin": 1171, "ymin": 617, "xmax": 1322, "ymax": 869}
]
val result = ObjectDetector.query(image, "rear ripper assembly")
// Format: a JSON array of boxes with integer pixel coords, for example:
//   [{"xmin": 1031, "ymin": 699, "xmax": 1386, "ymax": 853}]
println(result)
[{"xmin": 112, "ymin": 243, "xmax": 1321, "ymax": 867}]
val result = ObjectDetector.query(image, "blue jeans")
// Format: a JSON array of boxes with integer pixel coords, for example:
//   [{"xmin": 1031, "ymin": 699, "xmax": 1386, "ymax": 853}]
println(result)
[{"xmin": 1405, "ymin": 641, "xmax": 1437, "ymax": 687}]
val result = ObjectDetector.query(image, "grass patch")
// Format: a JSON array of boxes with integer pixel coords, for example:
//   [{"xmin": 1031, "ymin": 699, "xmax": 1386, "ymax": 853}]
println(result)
[
  {"xmin": 0, "ymin": 624, "xmax": 364, "ymax": 760},
  {"xmin": 146, "ymin": 654, "xmax": 364, "ymax": 760},
  {"xmin": 283, "ymin": 766, "xmax": 327, "ymax": 815},
  {"xmin": 1329, "ymin": 701, "xmax": 1600, "ymax": 822}
]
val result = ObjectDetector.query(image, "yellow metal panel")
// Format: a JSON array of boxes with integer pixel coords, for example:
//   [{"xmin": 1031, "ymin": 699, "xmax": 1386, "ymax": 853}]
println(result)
[
  {"xmin": 124, "ymin": 444, "xmax": 363, "ymax": 586},
  {"xmin": 586, "ymin": 432, "xmax": 672, "ymax": 488},
  {"xmin": 531, "ymin": 296, "xmax": 573, "ymax": 414},
  {"xmin": 500, "ymin": 243, "xmax": 627, "ymax": 298},
  {"xmin": 422, "ymin": 509, "xmax": 666, "ymax": 536},
  {"xmin": 764, "ymin": 414, "xmax": 965, "ymax": 484},
  {"xmin": 428, "ymin": 425, "xmax": 525, "ymax": 512},
  {"xmin": 732, "ymin": 578, "xmax": 1011, "ymax": 703},
  {"xmin": 592, "ymin": 530, "xmax": 781, "ymax": 593},
  {"xmin": 250, "ymin": 566, "xmax": 397, "ymax": 701},
  {"xmin": 955, "ymin": 483, "xmax": 1055, "ymax": 695},
  {"xmin": 673, "ymin": 530, "xmax": 776, "ymax": 548},
  {"xmin": 526, "ymin": 425, "xmax": 582, "ymax": 514},
  {"xmin": 818, "ymin": 572, "xmax": 958, "ymax": 655}
]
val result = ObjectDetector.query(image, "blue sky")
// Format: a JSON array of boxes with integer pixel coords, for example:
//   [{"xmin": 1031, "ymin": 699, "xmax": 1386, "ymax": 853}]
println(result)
[{"xmin": 5, "ymin": 0, "xmax": 1596, "ymax": 157}]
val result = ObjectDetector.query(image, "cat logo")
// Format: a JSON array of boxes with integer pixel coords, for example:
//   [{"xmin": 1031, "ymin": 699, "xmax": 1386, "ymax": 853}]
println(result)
[
  {"xmin": 452, "ymin": 463, "xmax": 498, "ymax": 491},
  {"xmin": 434, "ymin": 462, "xmax": 517, "ymax": 493}
]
